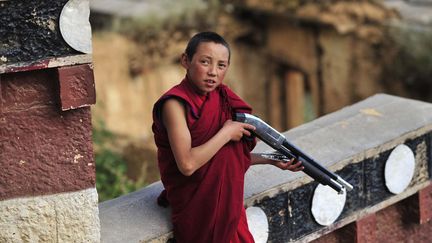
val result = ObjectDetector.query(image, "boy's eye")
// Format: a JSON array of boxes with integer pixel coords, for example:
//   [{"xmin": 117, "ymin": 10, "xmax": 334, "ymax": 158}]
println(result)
[
  {"xmin": 218, "ymin": 63, "xmax": 227, "ymax": 69},
  {"xmin": 201, "ymin": 60, "xmax": 210, "ymax": 65}
]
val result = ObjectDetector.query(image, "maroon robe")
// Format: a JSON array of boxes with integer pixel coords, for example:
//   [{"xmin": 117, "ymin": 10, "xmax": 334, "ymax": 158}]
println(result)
[{"xmin": 152, "ymin": 78, "xmax": 256, "ymax": 242}]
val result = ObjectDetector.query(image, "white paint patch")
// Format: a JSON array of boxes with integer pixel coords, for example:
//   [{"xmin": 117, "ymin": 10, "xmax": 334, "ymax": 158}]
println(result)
[
  {"xmin": 59, "ymin": 0, "xmax": 92, "ymax": 53},
  {"xmin": 384, "ymin": 144, "xmax": 415, "ymax": 194},
  {"xmin": 246, "ymin": 206, "xmax": 268, "ymax": 243},
  {"xmin": 73, "ymin": 154, "xmax": 84, "ymax": 163},
  {"xmin": 311, "ymin": 184, "xmax": 346, "ymax": 226}
]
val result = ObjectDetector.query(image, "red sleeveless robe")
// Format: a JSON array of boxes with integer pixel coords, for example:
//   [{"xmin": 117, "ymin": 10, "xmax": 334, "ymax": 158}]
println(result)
[{"xmin": 152, "ymin": 78, "xmax": 256, "ymax": 243}]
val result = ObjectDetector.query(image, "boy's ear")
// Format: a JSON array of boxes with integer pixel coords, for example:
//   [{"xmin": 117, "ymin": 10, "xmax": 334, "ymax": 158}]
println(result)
[{"xmin": 180, "ymin": 53, "xmax": 189, "ymax": 69}]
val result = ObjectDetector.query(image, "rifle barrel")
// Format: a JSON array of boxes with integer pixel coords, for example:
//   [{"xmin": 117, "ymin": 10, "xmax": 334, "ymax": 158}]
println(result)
[{"xmin": 234, "ymin": 113, "xmax": 353, "ymax": 193}]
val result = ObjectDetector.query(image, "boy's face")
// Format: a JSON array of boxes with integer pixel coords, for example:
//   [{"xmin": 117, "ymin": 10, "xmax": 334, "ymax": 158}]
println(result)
[{"xmin": 181, "ymin": 42, "xmax": 230, "ymax": 95}]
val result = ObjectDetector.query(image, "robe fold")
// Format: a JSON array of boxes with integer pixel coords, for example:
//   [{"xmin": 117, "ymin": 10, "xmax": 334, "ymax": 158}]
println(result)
[{"xmin": 152, "ymin": 78, "xmax": 256, "ymax": 243}]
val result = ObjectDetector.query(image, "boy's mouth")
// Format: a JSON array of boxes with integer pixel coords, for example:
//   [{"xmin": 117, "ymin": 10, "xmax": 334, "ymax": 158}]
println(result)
[{"xmin": 205, "ymin": 79, "xmax": 216, "ymax": 84}]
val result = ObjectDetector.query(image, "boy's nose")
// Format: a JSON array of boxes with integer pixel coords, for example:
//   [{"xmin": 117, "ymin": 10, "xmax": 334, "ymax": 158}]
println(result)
[{"xmin": 208, "ymin": 65, "xmax": 217, "ymax": 76}]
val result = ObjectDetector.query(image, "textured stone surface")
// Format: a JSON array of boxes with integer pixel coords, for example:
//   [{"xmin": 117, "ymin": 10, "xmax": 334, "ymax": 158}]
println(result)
[
  {"xmin": 0, "ymin": 0, "xmax": 79, "ymax": 65},
  {"xmin": 418, "ymin": 185, "xmax": 432, "ymax": 224},
  {"xmin": 58, "ymin": 64, "xmax": 96, "ymax": 110},
  {"xmin": 313, "ymin": 195, "xmax": 432, "ymax": 243},
  {"xmin": 0, "ymin": 69, "xmax": 95, "ymax": 200},
  {"xmin": 99, "ymin": 182, "xmax": 171, "ymax": 243},
  {"xmin": 355, "ymin": 214, "xmax": 377, "ymax": 243},
  {"xmin": 0, "ymin": 188, "xmax": 100, "ymax": 243},
  {"xmin": 375, "ymin": 195, "xmax": 432, "ymax": 243}
]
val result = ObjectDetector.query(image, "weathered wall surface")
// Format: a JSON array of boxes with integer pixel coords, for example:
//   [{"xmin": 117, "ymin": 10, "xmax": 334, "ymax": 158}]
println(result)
[
  {"xmin": 99, "ymin": 94, "xmax": 432, "ymax": 242},
  {"xmin": 315, "ymin": 191, "xmax": 432, "ymax": 243},
  {"xmin": 0, "ymin": 69, "xmax": 95, "ymax": 200},
  {"xmin": 0, "ymin": 188, "xmax": 99, "ymax": 243},
  {"xmin": 0, "ymin": 0, "xmax": 100, "ymax": 242},
  {"xmin": 0, "ymin": 0, "xmax": 78, "ymax": 64}
]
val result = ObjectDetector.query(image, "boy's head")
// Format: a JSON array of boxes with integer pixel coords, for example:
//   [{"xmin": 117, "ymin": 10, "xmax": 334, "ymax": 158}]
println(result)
[
  {"xmin": 185, "ymin": 31, "xmax": 231, "ymax": 63},
  {"xmin": 181, "ymin": 31, "xmax": 230, "ymax": 95}
]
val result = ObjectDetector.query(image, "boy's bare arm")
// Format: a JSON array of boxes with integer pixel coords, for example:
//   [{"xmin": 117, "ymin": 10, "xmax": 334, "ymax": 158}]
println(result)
[{"xmin": 162, "ymin": 99, "xmax": 255, "ymax": 176}]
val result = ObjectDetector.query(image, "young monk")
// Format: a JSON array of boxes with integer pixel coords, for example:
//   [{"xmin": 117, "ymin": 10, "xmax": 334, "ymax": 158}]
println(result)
[{"xmin": 152, "ymin": 31, "xmax": 303, "ymax": 242}]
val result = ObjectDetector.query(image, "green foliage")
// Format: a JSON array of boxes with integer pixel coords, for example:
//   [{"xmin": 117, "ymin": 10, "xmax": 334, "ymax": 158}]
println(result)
[{"xmin": 93, "ymin": 120, "xmax": 145, "ymax": 202}]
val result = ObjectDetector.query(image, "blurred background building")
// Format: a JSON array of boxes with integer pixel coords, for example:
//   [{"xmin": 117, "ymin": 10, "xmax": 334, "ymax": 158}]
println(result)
[{"xmin": 88, "ymin": 0, "xmax": 432, "ymax": 201}]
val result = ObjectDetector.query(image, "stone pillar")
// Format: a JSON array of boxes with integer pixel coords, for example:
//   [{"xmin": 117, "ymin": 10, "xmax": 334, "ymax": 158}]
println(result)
[
  {"xmin": 0, "ymin": 1, "xmax": 99, "ymax": 242},
  {"xmin": 284, "ymin": 70, "xmax": 305, "ymax": 129}
]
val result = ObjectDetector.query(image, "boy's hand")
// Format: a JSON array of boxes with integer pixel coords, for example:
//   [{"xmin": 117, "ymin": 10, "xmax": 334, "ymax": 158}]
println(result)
[
  {"xmin": 222, "ymin": 119, "xmax": 255, "ymax": 142},
  {"xmin": 272, "ymin": 158, "xmax": 304, "ymax": 172}
]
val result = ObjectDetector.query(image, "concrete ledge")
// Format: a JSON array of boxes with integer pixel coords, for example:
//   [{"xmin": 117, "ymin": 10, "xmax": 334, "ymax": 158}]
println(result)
[
  {"xmin": 99, "ymin": 94, "xmax": 432, "ymax": 242},
  {"xmin": 245, "ymin": 93, "xmax": 432, "ymax": 203},
  {"xmin": 0, "ymin": 54, "xmax": 92, "ymax": 74},
  {"xmin": 99, "ymin": 183, "xmax": 171, "ymax": 243}
]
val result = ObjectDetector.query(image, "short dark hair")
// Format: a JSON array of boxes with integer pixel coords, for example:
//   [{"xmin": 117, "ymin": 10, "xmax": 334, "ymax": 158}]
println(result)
[{"xmin": 185, "ymin": 31, "xmax": 231, "ymax": 63}]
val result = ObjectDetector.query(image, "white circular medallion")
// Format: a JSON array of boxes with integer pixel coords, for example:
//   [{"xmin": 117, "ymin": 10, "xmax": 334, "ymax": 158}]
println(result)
[
  {"xmin": 59, "ymin": 0, "xmax": 92, "ymax": 53},
  {"xmin": 384, "ymin": 144, "xmax": 415, "ymax": 194},
  {"xmin": 311, "ymin": 184, "xmax": 346, "ymax": 226},
  {"xmin": 246, "ymin": 206, "xmax": 268, "ymax": 243}
]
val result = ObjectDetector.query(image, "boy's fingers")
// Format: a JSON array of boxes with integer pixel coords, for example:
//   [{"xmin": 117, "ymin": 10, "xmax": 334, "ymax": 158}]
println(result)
[
  {"xmin": 293, "ymin": 161, "xmax": 302, "ymax": 167},
  {"xmin": 288, "ymin": 158, "xmax": 296, "ymax": 166},
  {"xmin": 284, "ymin": 159, "xmax": 304, "ymax": 171},
  {"xmin": 293, "ymin": 166, "xmax": 304, "ymax": 171},
  {"xmin": 244, "ymin": 124, "xmax": 256, "ymax": 131},
  {"xmin": 275, "ymin": 161, "xmax": 287, "ymax": 168}
]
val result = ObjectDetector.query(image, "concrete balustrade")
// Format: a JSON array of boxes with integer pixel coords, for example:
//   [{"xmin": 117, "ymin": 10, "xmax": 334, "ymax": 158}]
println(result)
[{"xmin": 99, "ymin": 94, "xmax": 432, "ymax": 242}]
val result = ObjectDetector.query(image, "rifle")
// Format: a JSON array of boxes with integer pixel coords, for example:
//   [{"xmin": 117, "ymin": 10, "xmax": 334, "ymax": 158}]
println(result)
[{"xmin": 234, "ymin": 113, "xmax": 353, "ymax": 194}]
